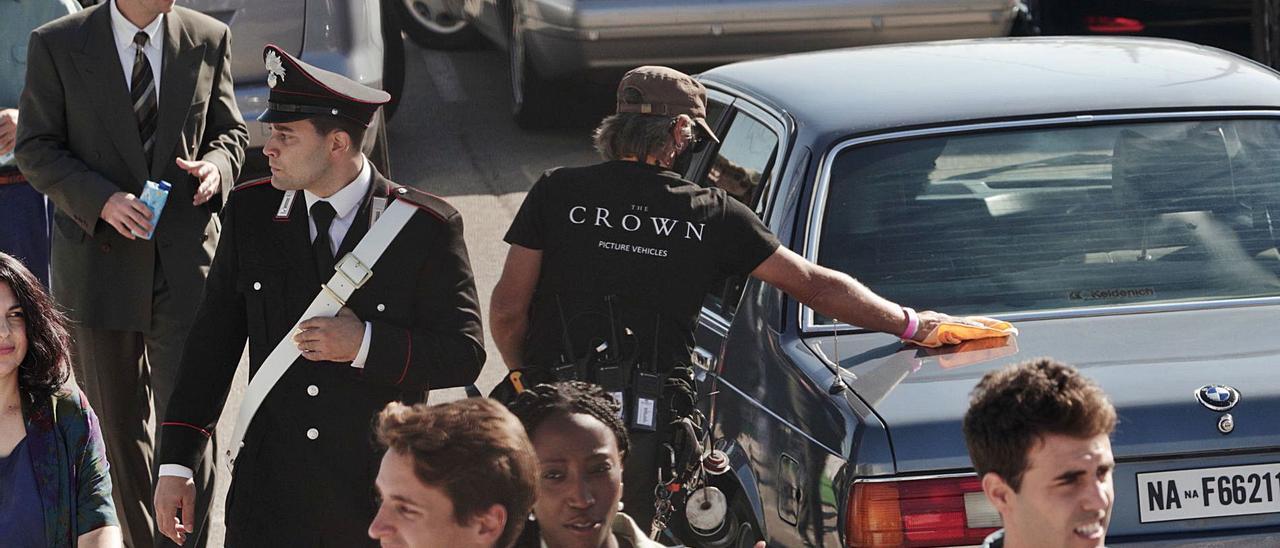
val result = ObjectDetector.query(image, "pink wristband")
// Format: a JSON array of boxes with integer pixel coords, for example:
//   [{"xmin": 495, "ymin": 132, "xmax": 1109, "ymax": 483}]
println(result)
[{"xmin": 900, "ymin": 307, "xmax": 919, "ymax": 340}]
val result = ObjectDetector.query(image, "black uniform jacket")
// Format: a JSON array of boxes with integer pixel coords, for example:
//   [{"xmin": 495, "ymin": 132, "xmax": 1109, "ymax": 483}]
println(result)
[{"xmin": 158, "ymin": 170, "xmax": 485, "ymax": 546}]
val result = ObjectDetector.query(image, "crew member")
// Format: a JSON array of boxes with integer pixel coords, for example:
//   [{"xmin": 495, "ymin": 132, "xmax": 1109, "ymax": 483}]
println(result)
[{"xmin": 490, "ymin": 65, "xmax": 983, "ymax": 531}]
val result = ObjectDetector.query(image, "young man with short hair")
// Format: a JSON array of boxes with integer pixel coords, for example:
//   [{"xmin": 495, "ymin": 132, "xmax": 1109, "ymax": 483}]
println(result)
[
  {"xmin": 153, "ymin": 45, "xmax": 484, "ymax": 546},
  {"xmin": 963, "ymin": 358, "xmax": 1117, "ymax": 548},
  {"xmin": 369, "ymin": 398, "xmax": 539, "ymax": 548}
]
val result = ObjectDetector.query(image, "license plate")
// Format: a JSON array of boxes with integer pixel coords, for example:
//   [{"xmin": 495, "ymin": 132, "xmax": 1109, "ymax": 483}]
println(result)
[{"xmin": 1138, "ymin": 463, "xmax": 1280, "ymax": 523}]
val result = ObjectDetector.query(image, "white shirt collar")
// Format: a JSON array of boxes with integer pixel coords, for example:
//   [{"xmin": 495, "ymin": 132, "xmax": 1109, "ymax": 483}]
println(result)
[
  {"xmin": 110, "ymin": 0, "xmax": 164, "ymax": 51},
  {"xmin": 303, "ymin": 156, "xmax": 372, "ymax": 220}
]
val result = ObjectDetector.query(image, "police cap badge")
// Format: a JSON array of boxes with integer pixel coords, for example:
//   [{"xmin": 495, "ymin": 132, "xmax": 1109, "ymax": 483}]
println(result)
[{"xmin": 258, "ymin": 44, "xmax": 391, "ymax": 127}]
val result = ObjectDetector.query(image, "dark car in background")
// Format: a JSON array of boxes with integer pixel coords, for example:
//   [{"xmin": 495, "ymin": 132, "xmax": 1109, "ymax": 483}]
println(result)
[
  {"xmin": 674, "ymin": 37, "xmax": 1280, "ymax": 546},
  {"xmin": 1035, "ymin": 0, "xmax": 1252, "ymax": 57}
]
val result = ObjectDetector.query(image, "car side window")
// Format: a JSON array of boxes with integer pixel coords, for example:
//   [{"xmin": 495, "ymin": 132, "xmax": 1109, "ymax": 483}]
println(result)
[
  {"xmin": 706, "ymin": 99, "xmax": 729, "ymax": 134},
  {"xmin": 697, "ymin": 108, "xmax": 781, "ymax": 320}
]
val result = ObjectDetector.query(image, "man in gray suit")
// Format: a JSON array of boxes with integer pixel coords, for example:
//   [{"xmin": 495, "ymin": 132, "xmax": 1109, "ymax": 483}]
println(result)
[{"xmin": 15, "ymin": 0, "xmax": 248, "ymax": 546}]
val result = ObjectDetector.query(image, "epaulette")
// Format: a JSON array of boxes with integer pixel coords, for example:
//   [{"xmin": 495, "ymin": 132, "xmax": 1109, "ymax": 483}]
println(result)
[
  {"xmin": 389, "ymin": 185, "xmax": 456, "ymax": 223},
  {"xmin": 232, "ymin": 177, "xmax": 274, "ymax": 192}
]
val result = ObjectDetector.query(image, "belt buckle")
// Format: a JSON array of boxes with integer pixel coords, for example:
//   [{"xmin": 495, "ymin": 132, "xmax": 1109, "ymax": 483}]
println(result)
[{"xmin": 335, "ymin": 253, "xmax": 373, "ymax": 289}]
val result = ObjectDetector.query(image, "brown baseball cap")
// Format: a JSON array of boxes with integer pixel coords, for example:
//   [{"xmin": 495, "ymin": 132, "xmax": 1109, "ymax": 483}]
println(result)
[{"xmin": 615, "ymin": 66, "xmax": 720, "ymax": 143}]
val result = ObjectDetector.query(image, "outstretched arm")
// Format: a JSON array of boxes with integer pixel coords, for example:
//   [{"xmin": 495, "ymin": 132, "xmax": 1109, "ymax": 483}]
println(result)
[{"xmin": 751, "ymin": 246, "xmax": 960, "ymax": 339}]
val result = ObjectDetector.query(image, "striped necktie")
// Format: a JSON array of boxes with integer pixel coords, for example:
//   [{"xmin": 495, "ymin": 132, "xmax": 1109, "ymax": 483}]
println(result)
[{"xmin": 131, "ymin": 31, "xmax": 158, "ymax": 158}]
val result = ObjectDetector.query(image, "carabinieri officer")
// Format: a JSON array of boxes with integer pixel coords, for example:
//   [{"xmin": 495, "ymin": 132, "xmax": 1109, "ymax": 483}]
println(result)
[{"xmin": 153, "ymin": 44, "xmax": 485, "ymax": 547}]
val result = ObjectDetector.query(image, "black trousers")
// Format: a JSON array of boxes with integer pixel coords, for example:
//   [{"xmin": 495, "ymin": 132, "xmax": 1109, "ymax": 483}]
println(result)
[{"xmin": 70, "ymin": 261, "xmax": 214, "ymax": 548}]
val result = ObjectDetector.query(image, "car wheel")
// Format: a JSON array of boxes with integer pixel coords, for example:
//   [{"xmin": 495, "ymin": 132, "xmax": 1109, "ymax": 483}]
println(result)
[
  {"xmin": 509, "ymin": 8, "xmax": 557, "ymax": 128},
  {"xmin": 672, "ymin": 488, "xmax": 764, "ymax": 548},
  {"xmin": 382, "ymin": 0, "xmax": 407, "ymax": 120},
  {"xmin": 395, "ymin": 0, "xmax": 480, "ymax": 50}
]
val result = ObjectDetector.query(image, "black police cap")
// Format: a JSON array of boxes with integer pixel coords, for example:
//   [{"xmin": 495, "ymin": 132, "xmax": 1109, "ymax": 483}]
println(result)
[{"xmin": 258, "ymin": 44, "xmax": 390, "ymax": 127}]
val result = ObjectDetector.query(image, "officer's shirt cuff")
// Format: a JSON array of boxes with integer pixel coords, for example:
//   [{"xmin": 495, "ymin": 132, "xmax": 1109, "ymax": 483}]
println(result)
[
  {"xmin": 159, "ymin": 464, "xmax": 194, "ymax": 479},
  {"xmin": 351, "ymin": 321, "xmax": 372, "ymax": 368}
]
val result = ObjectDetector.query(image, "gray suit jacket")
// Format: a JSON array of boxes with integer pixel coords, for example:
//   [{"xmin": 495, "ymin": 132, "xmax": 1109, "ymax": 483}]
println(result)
[{"xmin": 16, "ymin": 4, "xmax": 248, "ymax": 332}]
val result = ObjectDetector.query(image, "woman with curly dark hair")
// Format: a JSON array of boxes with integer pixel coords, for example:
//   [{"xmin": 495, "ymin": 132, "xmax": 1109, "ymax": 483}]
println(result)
[
  {"xmin": 0, "ymin": 252, "xmax": 120, "ymax": 547},
  {"xmin": 507, "ymin": 381, "xmax": 668, "ymax": 548}
]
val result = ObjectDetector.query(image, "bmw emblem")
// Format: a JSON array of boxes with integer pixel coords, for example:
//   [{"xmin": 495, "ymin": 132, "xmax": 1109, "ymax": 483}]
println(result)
[{"xmin": 1195, "ymin": 384, "xmax": 1240, "ymax": 412}]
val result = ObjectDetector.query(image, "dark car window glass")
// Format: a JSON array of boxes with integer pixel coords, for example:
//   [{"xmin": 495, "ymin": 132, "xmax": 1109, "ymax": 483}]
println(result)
[
  {"xmin": 683, "ymin": 98, "xmax": 731, "ymax": 181},
  {"xmin": 700, "ymin": 112, "xmax": 779, "ymax": 208},
  {"xmin": 815, "ymin": 119, "xmax": 1280, "ymax": 323},
  {"xmin": 700, "ymin": 110, "xmax": 781, "ymax": 319},
  {"xmin": 706, "ymin": 99, "xmax": 729, "ymax": 132}
]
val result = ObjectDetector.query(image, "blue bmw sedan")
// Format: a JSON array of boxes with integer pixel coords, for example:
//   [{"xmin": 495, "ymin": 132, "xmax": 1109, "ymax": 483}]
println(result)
[{"xmin": 676, "ymin": 37, "xmax": 1280, "ymax": 547}]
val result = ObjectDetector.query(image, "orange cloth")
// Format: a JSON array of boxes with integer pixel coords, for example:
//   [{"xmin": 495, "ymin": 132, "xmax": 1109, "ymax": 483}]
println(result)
[{"xmin": 905, "ymin": 316, "xmax": 1018, "ymax": 348}]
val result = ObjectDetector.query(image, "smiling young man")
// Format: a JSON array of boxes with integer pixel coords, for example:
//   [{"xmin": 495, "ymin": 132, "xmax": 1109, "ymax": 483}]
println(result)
[
  {"xmin": 963, "ymin": 358, "xmax": 1118, "ymax": 548},
  {"xmin": 369, "ymin": 398, "xmax": 538, "ymax": 548}
]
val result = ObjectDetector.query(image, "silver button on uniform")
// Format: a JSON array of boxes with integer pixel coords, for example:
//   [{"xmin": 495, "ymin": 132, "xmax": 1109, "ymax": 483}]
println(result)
[
  {"xmin": 376, "ymin": 303, "xmax": 386, "ymax": 312},
  {"xmin": 307, "ymin": 385, "xmax": 319, "ymax": 397},
  {"xmin": 253, "ymin": 282, "xmax": 262, "ymax": 291},
  {"xmin": 306, "ymin": 428, "xmax": 319, "ymax": 440}
]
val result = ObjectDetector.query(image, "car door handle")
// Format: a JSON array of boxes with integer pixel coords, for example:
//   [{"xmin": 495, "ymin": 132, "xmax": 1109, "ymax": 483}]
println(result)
[{"xmin": 692, "ymin": 347, "xmax": 717, "ymax": 370}]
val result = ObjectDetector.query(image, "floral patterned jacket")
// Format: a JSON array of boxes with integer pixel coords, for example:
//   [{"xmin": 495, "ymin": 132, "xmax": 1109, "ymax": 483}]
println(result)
[{"xmin": 25, "ymin": 385, "xmax": 117, "ymax": 547}]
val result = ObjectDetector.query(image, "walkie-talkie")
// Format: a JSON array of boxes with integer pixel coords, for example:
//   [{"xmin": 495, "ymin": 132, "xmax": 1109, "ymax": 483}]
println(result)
[
  {"xmin": 629, "ymin": 316, "xmax": 663, "ymax": 432},
  {"xmin": 552, "ymin": 296, "xmax": 582, "ymax": 381},
  {"xmin": 595, "ymin": 296, "xmax": 628, "ymax": 421}
]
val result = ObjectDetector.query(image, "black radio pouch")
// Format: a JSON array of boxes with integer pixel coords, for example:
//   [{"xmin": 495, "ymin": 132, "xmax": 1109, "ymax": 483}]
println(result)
[
  {"xmin": 629, "ymin": 367, "xmax": 662, "ymax": 431},
  {"xmin": 594, "ymin": 363, "xmax": 628, "ymax": 423}
]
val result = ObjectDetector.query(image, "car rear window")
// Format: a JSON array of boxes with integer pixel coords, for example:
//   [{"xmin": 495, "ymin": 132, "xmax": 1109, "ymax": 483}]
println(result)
[{"xmin": 815, "ymin": 119, "xmax": 1280, "ymax": 322}]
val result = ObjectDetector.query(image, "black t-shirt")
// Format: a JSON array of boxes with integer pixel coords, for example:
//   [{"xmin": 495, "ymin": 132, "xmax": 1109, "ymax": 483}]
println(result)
[{"xmin": 504, "ymin": 160, "xmax": 780, "ymax": 368}]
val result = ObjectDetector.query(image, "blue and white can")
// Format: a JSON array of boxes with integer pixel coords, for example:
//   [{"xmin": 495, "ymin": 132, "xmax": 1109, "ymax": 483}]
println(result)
[{"xmin": 135, "ymin": 180, "xmax": 171, "ymax": 240}]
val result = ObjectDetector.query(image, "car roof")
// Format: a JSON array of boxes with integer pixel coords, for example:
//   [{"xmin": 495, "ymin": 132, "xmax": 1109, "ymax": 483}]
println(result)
[{"xmin": 699, "ymin": 37, "xmax": 1280, "ymax": 137}]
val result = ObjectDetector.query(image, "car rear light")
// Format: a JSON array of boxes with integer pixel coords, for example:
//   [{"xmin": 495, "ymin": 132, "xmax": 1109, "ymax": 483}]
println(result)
[
  {"xmin": 1085, "ymin": 16, "xmax": 1145, "ymax": 33},
  {"xmin": 847, "ymin": 476, "xmax": 1001, "ymax": 547}
]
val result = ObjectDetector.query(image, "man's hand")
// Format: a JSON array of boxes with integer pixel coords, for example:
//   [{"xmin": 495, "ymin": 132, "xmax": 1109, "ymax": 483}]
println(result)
[
  {"xmin": 913, "ymin": 310, "xmax": 982, "ymax": 342},
  {"xmin": 294, "ymin": 307, "xmax": 364, "ymax": 362},
  {"xmin": 0, "ymin": 108, "xmax": 17, "ymax": 156},
  {"xmin": 175, "ymin": 157, "xmax": 221, "ymax": 206},
  {"xmin": 100, "ymin": 191, "xmax": 153, "ymax": 240},
  {"xmin": 155, "ymin": 476, "xmax": 196, "ymax": 545}
]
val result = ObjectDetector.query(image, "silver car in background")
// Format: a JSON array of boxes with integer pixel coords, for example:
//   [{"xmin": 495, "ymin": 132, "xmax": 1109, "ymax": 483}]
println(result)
[
  {"xmin": 427, "ymin": 0, "xmax": 1026, "ymax": 126},
  {"xmin": 175, "ymin": 0, "xmax": 403, "ymax": 179}
]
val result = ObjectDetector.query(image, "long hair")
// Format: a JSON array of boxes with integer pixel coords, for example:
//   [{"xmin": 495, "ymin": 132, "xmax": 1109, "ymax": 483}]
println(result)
[
  {"xmin": 592, "ymin": 112, "xmax": 691, "ymax": 162},
  {"xmin": 0, "ymin": 253, "xmax": 72, "ymax": 400}
]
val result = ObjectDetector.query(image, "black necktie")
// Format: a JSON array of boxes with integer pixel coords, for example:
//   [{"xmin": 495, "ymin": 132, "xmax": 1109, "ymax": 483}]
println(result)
[
  {"xmin": 311, "ymin": 201, "xmax": 337, "ymax": 280},
  {"xmin": 131, "ymin": 31, "xmax": 158, "ymax": 158}
]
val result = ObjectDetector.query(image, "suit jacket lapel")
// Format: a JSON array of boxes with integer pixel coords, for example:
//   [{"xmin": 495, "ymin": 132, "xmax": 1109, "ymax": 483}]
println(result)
[
  {"xmin": 150, "ymin": 11, "xmax": 204, "ymax": 178},
  {"xmin": 69, "ymin": 6, "xmax": 149, "ymax": 185}
]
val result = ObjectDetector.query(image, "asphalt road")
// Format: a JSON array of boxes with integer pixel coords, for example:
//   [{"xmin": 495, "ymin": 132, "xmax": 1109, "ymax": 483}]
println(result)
[{"xmin": 204, "ymin": 39, "xmax": 602, "ymax": 544}]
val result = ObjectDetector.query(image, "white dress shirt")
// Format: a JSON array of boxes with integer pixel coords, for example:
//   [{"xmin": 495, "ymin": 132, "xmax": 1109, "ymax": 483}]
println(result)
[
  {"xmin": 109, "ymin": 0, "xmax": 163, "ymax": 102},
  {"xmin": 159, "ymin": 158, "xmax": 376, "ymax": 481},
  {"xmin": 302, "ymin": 156, "xmax": 375, "ymax": 370}
]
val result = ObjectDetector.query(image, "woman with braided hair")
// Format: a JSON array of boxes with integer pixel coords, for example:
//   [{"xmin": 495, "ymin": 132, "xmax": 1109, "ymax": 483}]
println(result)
[{"xmin": 508, "ymin": 381, "xmax": 668, "ymax": 548}]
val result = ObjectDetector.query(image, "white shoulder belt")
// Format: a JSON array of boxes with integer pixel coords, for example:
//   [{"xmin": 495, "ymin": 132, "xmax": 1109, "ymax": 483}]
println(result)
[{"xmin": 226, "ymin": 196, "xmax": 418, "ymax": 470}]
